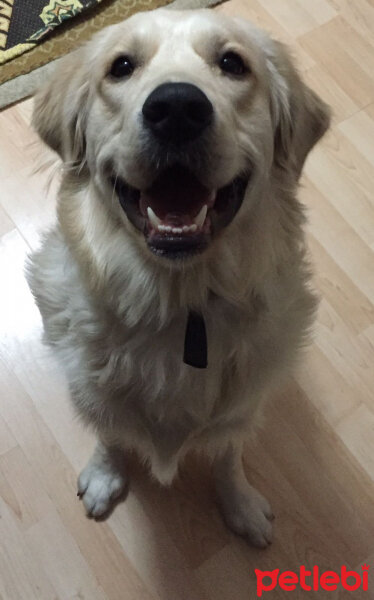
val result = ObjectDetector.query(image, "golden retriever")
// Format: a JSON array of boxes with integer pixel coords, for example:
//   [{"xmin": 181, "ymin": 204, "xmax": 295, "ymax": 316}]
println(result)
[{"xmin": 27, "ymin": 8, "xmax": 330, "ymax": 548}]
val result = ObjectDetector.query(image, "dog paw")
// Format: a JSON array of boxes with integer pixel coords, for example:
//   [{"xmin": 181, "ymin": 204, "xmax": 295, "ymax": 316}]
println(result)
[
  {"xmin": 219, "ymin": 484, "xmax": 274, "ymax": 548},
  {"xmin": 77, "ymin": 458, "xmax": 126, "ymax": 518}
]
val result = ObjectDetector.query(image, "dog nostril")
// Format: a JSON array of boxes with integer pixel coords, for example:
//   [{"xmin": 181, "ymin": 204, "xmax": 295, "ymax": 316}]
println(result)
[
  {"xmin": 186, "ymin": 100, "xmax": 212, "ymax": 124},
  {"xmin": 143, "ymin": 100, "xmax": 169, "ymax": 124}
]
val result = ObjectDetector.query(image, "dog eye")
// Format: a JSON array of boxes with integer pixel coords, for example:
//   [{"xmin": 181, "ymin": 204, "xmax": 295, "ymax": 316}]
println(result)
[
  {"xmin": 109, "ymin": 55, "xmax": 134, "ymax": 78},
  {"xmin": 219, "ymin": 52, "xmax": 247, "ymax": 76}
]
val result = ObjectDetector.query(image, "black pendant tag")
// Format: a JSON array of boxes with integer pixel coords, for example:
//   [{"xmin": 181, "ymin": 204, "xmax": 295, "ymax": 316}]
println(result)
[{"xmin": 183, "ymin": 310, "xmax": 208, "ymax": 369}]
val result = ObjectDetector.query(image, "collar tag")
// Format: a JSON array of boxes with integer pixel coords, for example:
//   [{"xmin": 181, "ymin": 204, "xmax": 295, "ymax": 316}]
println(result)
[{"xmin": 183, "ymin": 310, "xmax": 208, "ymax": 369}]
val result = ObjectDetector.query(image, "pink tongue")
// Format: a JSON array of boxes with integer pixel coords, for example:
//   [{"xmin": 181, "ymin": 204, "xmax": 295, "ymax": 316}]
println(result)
[{"xmin": 140, "ymin": 166, "xmax": 210, "ymax": 224}]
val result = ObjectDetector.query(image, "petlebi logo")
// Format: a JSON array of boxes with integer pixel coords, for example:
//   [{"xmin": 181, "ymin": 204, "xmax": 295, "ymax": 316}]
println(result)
[{"xmin": 255, "ymin": 565, "xmax": 370, "ymax": 597}]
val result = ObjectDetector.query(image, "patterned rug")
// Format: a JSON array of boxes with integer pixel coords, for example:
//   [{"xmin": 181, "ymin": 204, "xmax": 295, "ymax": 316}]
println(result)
[{"xmin": 0, "ymin": 1, "xmax": 104, "ymax": 66}]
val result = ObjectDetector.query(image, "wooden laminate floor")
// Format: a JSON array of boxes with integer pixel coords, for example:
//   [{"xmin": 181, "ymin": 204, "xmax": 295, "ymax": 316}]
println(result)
[{"xmin": 0, "ymin": 1, "xmax": 374, "ymax": 598}]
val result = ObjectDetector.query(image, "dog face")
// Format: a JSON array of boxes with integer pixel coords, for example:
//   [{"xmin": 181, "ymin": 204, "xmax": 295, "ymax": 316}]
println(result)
[{"xmin": 33, "ymin": 9, "xmax": 329, "ymax": 262}]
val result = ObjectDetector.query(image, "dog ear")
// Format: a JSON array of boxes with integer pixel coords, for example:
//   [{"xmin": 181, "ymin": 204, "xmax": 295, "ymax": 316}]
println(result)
[
  {"xmin": 266, "ymin": 41, "xmax": 331, "ymax": 178},
  {"xmin": 32, "ymin": 48, "xmax": 89, "ymax": 164}
]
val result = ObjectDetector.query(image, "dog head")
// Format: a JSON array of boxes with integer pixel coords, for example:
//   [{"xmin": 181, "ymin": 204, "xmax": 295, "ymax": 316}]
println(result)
[{"xmin": 33, "ymin": 9, "xmax": 330, "ymax": 263}]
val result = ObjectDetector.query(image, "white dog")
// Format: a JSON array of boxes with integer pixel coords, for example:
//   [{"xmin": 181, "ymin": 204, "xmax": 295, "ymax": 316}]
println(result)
[{"xmin": 28, "ymin": 8, "xmax": 330, "ymax": 547}]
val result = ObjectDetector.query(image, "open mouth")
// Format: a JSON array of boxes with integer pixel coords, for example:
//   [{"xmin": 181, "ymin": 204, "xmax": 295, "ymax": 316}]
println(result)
[{"xmin": 113, "ymin": 164, "xmax": 249, "ymax": 260}]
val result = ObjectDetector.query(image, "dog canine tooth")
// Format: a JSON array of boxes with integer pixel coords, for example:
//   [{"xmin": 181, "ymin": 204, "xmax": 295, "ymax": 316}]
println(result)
[
  {"xmin": 194, "ymin": 205, "xmax": 207, "ymax": 228},
  {"xmin": 147, "ymin": 206, "xmax": 162, "ymax": 228}
]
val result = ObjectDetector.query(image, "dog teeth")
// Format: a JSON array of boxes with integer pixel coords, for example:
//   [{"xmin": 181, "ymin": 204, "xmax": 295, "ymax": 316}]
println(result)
[
  {"xmin": 193, "ymin": 205, "xmax": 207, "ymax": 228},
  {"xmin": 147, "ymin": 206, "xmax": 161, "ymax": 228},
  {"xmin": 148, "ymin": 202, "xmax": 210, "ymax": 234},
  {"xmin": 151, "ymin": 214, "xmax": 206, "ymax": 235}
]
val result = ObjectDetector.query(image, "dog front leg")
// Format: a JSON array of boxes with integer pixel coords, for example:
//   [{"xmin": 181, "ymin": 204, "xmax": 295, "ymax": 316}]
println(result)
[
  {"xmin": 213, "ymin": 443, "xmax": 274, "ymax": 548},
  {"xmin": 77, "ymin": 439, "xmax": 127, "ymax": 518}
]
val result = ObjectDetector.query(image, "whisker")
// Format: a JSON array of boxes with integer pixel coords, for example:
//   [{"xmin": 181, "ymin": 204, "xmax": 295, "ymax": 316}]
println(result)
[{"xmin": 111, "ymin": 174, "xmax": 119, "ymax": 208}]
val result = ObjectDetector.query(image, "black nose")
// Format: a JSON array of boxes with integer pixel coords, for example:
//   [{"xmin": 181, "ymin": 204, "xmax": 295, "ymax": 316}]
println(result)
[{"xmin": 142, "ymin": 82, "xmax": 213, "ymax": 144}]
